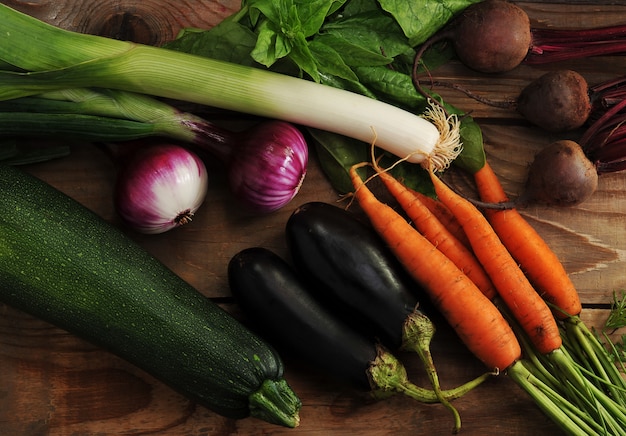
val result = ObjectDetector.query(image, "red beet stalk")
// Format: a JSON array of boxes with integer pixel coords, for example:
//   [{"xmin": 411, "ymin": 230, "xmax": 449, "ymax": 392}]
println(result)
[
  {"xmin": 580, "ymin": 94, "xmax": 626, "ymax": 174},
  {"xmin": 526, "ymin": 25, "xmax": 626, "ymax": 65}
]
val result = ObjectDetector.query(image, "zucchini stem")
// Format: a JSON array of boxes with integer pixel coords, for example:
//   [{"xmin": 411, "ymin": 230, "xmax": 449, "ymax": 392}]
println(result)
[{"xmin": 248, "ymin": 379, "xmax": 302, "ymax": 428}]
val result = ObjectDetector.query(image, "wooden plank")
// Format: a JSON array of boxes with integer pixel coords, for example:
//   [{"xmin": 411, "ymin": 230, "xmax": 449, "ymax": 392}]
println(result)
[{"xmin": 0, "ymin": 1, "xmax": 625, "ymax": 435}]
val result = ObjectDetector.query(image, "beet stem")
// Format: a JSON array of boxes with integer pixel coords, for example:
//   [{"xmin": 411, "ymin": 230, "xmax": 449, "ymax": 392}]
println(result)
[
  {"xmin": 531, "ymin": 24, "xmax": 626, "ymax": 43},
  {"xmin": 580, "ymin": 98, "xmax": 626, "ymax": 149},
  {"xmin": 411, "ymin": 29, "xmax": 456, "ymax": 115},
  {"xmin": 426, "ymin": 80, "xmax": 515, "ymax": 109},
  {"xmin": 526, "ymin": 25, "xmax": 626, "ymax": 65}
]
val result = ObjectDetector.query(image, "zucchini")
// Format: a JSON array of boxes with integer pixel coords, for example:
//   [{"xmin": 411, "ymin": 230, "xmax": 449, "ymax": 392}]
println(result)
[
  {"xmin": 0, "ymin": 164, "xmax": 300, "ymax": 427},
  {"xmin": 228, "ymin": 246, "xmax": 484, "ymax": 404}
]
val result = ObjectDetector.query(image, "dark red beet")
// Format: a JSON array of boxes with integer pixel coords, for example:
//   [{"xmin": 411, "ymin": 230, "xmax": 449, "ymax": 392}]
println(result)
[
  {"xmin": 516, "ymin": 70, "xmax": 592, "ymax": 132},
  {"xmin": 453, "ymin": 0, "xmax": 531, "ymax": 73},
  {"xmin": 521, "ymin": 140, "xmax": 598, "ymax": 207}
]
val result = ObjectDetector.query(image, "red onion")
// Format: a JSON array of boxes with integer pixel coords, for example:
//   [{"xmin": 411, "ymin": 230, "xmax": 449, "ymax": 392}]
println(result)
[
  {"xmin": 194, "ymin": 120, "xmax": 308, "ymax": 213},
  {"xmin": 114, "ymin": 144, "xmax": 209, "ymax": 234}
]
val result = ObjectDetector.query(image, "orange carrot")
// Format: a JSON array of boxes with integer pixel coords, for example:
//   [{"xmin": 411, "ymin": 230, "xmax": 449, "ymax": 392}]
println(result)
[
  {"xmin": 428, "ymin": 168, "xmax": 562, "ymax": 355},
  {"xmin": 349, "ymin": 164, "xmax": 521, "ymax": 371},
  {"xmin": 473, "ymin": 162, "xmax": 582, "ymax": 319},
  {"xmin": 404, "ymin": 186, "xmax": 472, "ymax": 249},
  {"xmin": 375, "ymin": 168, "xmax": 497, "ymax": 300}
]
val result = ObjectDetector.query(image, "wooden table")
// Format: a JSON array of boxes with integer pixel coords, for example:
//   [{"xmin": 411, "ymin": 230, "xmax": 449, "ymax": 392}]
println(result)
[{"xmin": 0, "ymin": 1, "xmax": 625, "ymax": 434}]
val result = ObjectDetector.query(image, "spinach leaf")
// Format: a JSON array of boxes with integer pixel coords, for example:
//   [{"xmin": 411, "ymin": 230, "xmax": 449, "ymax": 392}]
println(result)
[
  {"xmin": 163, "ymin": 21, "xmax": 257, "ymax": 65},
  {"xmin": 246, "ymin": 0, "xmax": 347, "ymax": 80},
  {"xmin": 309, "ymin": 128, "xmax": 369, "ymax": 194},
  {"xmin": 320, "ymin": 11, "xmax": 411, "ymax": 61},
  {"xmin": 378, "ymin": 0, "xmax": 482, "ymax": 46},
  {"xmin": 455, "ymin": 116, "xmax": 486, "ymax": 173}
]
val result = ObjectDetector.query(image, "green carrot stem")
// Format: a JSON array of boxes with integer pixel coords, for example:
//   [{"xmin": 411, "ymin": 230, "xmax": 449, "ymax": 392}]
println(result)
[
  {"xmin": 508, "ymin": 360, "xmax": 602, "ymax": 436},
  {"xmin": 565, "ymin": 316, "xmax": 626, "ymax": 403}
]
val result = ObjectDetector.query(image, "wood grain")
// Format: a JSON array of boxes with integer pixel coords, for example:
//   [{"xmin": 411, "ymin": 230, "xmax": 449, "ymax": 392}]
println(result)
[
  {"xmin": 1, "ymin": 0, "xmax": 240, "ymax": 45},
  {"xmin": 0, "ymin": 1, "xmax": 625, "ymax": 435}
]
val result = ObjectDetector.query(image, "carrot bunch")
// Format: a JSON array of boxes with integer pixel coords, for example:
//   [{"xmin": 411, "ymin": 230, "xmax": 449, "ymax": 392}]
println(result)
[{"xmin": 348, "ymin": 158, "xmax": 626, "ymax": 435}]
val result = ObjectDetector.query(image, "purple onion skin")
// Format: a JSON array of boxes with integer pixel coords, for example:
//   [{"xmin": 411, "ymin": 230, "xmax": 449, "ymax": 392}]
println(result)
[
  {"xmin": 114, "ymin": 144, "xmax": 209, "ymax": 234},
  {"xmin": 227, "ymin": 121, "xmax": 308, "ymax": 213}
]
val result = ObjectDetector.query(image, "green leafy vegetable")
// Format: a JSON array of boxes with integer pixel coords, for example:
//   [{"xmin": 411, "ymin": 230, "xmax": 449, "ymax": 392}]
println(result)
[
  {"xmin": 378, "ymin": 0, "xmax": 481, "ymax": 46},
  {"xmin": 309, "ymin": 128, "xmax": 368, "ymax": 194},
  {"xmin": 245, "ymin": 0, "xmax": 346, "ymax": 80}
]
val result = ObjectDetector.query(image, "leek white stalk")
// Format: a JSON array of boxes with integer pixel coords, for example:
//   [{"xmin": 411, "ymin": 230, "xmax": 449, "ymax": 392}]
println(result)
[{"xmin": 0, "ymin": 4, "xmax": 461, "ymax": 169}]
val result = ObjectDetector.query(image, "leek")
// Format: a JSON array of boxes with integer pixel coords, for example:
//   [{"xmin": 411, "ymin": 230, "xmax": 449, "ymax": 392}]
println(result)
[
  {"xmin": 0, "ymin": 4, "xmax": 461, "ymax": 170},
  {"xmin": 0, "ymin": 112, "xmax": 172, "ymax": 142},
  {"xmin": 0, "ymin": 88, "xmax": 224, "ymax": 145}
]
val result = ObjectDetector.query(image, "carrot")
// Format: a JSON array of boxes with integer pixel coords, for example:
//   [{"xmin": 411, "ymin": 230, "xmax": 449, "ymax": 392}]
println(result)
[
  {"xmin": 473, "ymin": 162, "xmax": 582, "ymax": 318},
  {"xmin": 404, "ymin": 185, "xmax": 472, "ymax": 249},
  {"xmin": 374, "ymin": 167, "xmax": 497, "ymax": 300},
  {"xmin": 427, "ymin": 168, "xmax": 562, "ymax": 355},
  {"xmin": 349, "ymin": 164, "xmax": 521, "ymax": 371}
]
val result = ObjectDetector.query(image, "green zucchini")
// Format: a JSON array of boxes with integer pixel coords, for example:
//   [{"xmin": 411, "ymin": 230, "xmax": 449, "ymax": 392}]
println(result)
[{"xmin": 0, "ymin": 164, "xmax": 300, "ymax": 427}]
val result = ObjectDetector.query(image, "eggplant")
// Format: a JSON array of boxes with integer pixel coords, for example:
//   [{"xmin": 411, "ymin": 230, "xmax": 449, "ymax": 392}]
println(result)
[
  {"xmin": 285, "ymin": 202, "xmax": 432, "ymax": 353},
  {"xmin": 227, "ymin": 247, "xmax": 477, "ymax": 404}
]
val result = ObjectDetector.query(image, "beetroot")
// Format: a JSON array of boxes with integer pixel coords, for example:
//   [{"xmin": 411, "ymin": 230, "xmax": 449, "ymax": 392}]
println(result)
[
  {"xmin": 514, "ymin": 86, "xmax": 626, "ymax": 207},
  {"xmin": 521, "ymin": 140, "xmax": 598, "ymax": 207},
  {"xmin": 453, "ymin": 0, "xmax": 531, "ymax": 73},
  {"xmin": 516, "ymin": 70, "xmax": 592, "ymax": 132},
  {"xmin": 427, "ymin": 69, "xmax": 593, "ymax": 133}
]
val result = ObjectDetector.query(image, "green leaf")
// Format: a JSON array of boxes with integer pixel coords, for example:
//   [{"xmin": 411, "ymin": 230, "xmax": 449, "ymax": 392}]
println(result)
[
  {"xmin": 247, "ymin": 0, "xmax": 347, "ymax": 76},
  {"xmin": 308, "ymin": 39, "xmax": 359, "ymax": 82},
  {"xmin": 318, "ymin": 71, "xmax": 377, "ymax": 97},
  {"xmin": 251, "ymin": 18, "xmax": 294, "ymax": 67},
  {"xmin": 309, "ymin": 128, "xmax": 369, "ymax": 194},
  {"xmin": 354, "ymin": 65, "xmax": 427, "ymax": 110},
  {"xmin": 342, "ymin": 0, "xmax": 380, "ymax": 16},
  {"xmin": 377, "ymin": 0, "xmax": 481, "ymax": 46},
  {"xmin": 287, "ymin": 34, "xmax": 322, "ymax": 81},
  {"xmin": 309, "ymin": 128, "xmax": 433, "ymax": 196},
  {"xmin": 163, "ymin": 21, "xmax": 258, "ymax": 65},
  {"xmin": 320, "ymin": 11, "xmax": 412, "ymax": 61},
  {"xmin": 377, "ymin": 153, "xmax": 434, "ymax": 196},
  {"xmin": 444, "ymin": 103, "xmax": 486, "ymax": 173},
  {"xmin": 292, "ymin": 0, "xmax": 347, "ymax": 37},
  {"xmin": 455, "ymin": 117, "xmax": 486, "ymax": 173},
  {"xmin": 313, "ymin": 33, "xmax": 392, "ymax": 68}
]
